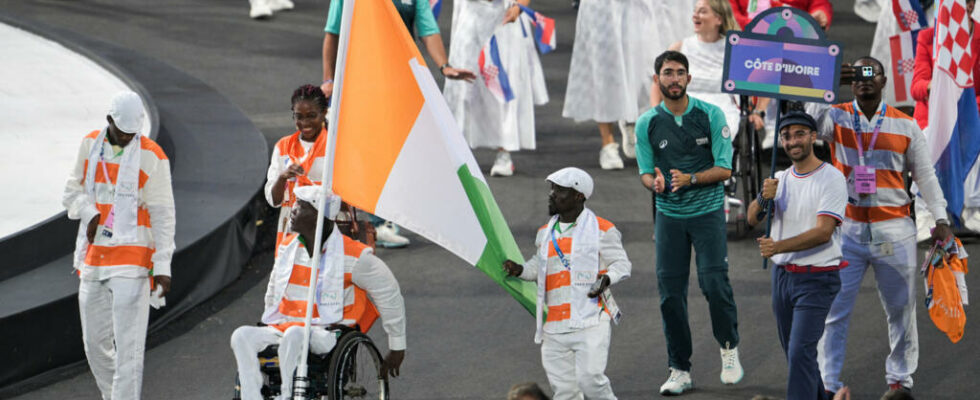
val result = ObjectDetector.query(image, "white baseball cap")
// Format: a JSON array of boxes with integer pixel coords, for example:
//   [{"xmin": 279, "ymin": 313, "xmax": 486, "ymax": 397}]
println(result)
[
  {"xmin": 546, "ymin": 167, "xmax": 594, "ymax": 199},
  {"xmin": 108, "ymin": 91, "xmax": 145, "ymax": 134},
  {"xmin": 293, "ymin": 185, "xmax": 342, "ymax": 220}
]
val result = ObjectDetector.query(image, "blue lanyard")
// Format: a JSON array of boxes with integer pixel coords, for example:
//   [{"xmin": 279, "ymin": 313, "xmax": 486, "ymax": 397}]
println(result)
[
  {"xmin": 851, "ymin": 100, "xmax": 886, "ymax": 165},
  {"xmin": 550, "ymin": 223, "xmax": 571, "ymax": 270}
]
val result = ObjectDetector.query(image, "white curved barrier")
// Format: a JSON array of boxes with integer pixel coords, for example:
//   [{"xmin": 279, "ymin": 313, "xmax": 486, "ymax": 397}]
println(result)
[{"xmin": 0, "ymin": 22, "xmax": 149, "ymax": 240}]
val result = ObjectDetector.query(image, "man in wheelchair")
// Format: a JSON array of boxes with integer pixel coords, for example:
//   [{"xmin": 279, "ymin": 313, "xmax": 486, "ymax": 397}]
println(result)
[{"xmin": 231, "ymin": 186, "xmax": 407, "ymax": 400}]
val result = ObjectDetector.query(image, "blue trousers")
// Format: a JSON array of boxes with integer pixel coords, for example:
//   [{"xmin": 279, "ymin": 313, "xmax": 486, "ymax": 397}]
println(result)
[{"xmin": 772, "ymin": 266, "xmax": 840, "ymax": 400}]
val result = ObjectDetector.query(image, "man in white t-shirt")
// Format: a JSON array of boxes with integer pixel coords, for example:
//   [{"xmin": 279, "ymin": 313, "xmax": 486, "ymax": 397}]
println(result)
[{"xmin": 747, "ymin": 111, "xmax": 847, "ymax": 400}]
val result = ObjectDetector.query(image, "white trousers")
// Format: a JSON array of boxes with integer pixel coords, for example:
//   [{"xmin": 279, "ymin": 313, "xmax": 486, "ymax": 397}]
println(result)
[
  {"xmin": 818, "ymin": 237, "xmax": 918, "ymax": 392},
  {"xmin": 540, "ymin": 322, "xmax": 616, "ymax": 400},
  {"xmin": 78, "ymin": 277, "xmax": 150, "ymax": 400},
  {"xmin": 230, "ymin": 325, "xmax": 337, "ymax": 400}
]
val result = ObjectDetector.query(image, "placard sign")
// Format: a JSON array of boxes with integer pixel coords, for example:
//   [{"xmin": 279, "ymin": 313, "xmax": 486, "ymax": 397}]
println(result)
[{"xmin": 722, "ymin": 7, "xmax": 843, "ymax": 103}]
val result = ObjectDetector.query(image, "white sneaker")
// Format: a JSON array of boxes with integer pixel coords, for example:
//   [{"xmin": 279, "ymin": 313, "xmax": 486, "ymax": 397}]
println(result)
[
  {"xmin": 375, "ymin": 221, "xmax": 410, "ymax": 248},
  {"xmin": 249, "ymin": 0, "xmax": 273, "ymax": 19},
  {"xmin": 269, "ymin": 0, "xmax": 294, "ymax": 11},
  {"xmin": 659, "ymin": 368, "xmax": 692, "ymax": 395},
  {"xmin": 720, "ymin": 344, "xmax": 744, "ymax": 385},
  {"xmin": 618, "ymin": 121, "xmax": 637, "ymax": 159},
  {"xmin": 490, "ymin": 151, "xmax": 514, "ymax": 177},
  {"xmin": 599, "ymin": 143, "xmax": 624, "ymax": 170}
]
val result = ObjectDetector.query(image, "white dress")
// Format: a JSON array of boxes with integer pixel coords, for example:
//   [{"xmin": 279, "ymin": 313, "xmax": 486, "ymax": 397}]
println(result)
[
  {"xmin": 444, "ymin": 0, "xmax": 549, "ymax": 151},
  {"xmin": 678, "ymin": 35, "xmax": 741, "ymax": 135},
  {"xmin": 561, "ymin": 0, "xmax": 635, "ymax": 123},
  {"xmin": 628, "ymin": 0, "xmax": 695, "ymax": 114}
]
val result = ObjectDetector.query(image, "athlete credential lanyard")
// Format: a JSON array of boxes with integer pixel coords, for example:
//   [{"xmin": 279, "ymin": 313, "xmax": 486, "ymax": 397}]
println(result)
[
  {"xmin": 851, "ymin": 100, "xmax": 886, "ymax": 194},
  {"xmin": 99, "ymin": 145, "xmax": 116, "ymax": 237},
  {"xmin": 550, "ymin": 224, "xmax": 571, "ymax": 270}
]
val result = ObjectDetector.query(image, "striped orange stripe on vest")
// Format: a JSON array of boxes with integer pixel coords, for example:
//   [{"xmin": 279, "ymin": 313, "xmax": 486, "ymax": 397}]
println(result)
[{"xmin": 271, "ymin": 235, "xmax": 379, "ymax": 333}]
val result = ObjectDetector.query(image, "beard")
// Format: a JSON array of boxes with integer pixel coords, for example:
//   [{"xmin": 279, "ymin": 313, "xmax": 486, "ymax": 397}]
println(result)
[
  {"xmin": 856, "ymin": 90, "xmax": 879, "ymax": 101},
  {"xmin": 548, "ymin": 202, "xmax": 558, "ymax": 216},
  {"xmin": 659, "ymin": 82, "xmax": 687, "ymax": 100},
  {"xmin": 786, "ymin": 143, "xmax": 812, "ymax": 162}
]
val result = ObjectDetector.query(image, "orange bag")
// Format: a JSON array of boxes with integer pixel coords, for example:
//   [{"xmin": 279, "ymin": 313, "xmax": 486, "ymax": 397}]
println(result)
[{"xmin": 923, "ymin": 238, "xmax": 968, "ymax": 343}]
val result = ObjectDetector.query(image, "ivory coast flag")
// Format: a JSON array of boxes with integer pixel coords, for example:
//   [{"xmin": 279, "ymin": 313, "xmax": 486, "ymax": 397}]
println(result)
[{"xmin": 325, "ymin": 0, "xmax": 537, "ymax": 314}]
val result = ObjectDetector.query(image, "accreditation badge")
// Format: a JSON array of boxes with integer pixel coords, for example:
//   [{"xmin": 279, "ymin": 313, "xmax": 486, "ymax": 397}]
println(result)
[{"xmin": 854, "ymin": 165, "xmax": 876, "ymax": 194}]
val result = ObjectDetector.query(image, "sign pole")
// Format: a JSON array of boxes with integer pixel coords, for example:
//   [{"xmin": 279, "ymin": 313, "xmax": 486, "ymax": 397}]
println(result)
[{"xmin": 762, "ymin": 99, "xmax": 783, "ymax": 270}]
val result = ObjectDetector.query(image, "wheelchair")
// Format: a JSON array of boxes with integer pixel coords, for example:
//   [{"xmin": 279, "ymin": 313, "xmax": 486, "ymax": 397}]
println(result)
[
  {"xmin": 233, "ymin": 326, "xmax": 388, "ymax": 400},
  {"xmin": 726, "ymin": 95, "xmax": 764, "ymax": 236}
]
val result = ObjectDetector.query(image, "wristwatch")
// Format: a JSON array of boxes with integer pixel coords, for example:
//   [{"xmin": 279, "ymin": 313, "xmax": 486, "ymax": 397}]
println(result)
[
  {"xmin": 439, "ymin": 63, "xmax": 451, "ymax": 76},
  {"xmin": 690, "ymin": 173, "xmax": 698, "ymax": 185},
  {"xmin": 936, "ymin": 218, "xmax": 950, "ymax": 226}
]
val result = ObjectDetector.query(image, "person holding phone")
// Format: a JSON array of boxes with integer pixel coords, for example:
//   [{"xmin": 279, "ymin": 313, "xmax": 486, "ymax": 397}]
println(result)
[{"xmin": 806, "ymin": 57, "xmax": 953, "ymax": 396}]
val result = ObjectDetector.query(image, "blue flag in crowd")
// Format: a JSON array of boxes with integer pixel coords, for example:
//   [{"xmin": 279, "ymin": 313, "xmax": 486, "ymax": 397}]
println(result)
[
  {"xmin": 517, "ymin": 4, "xmax": 556, "ymax": 54},
  {"xmin": 924, "ymin": 0, "xmax": 980, "ymax": 225},
  {"xmin": 478, "ymin": 35, "xmax": 515, "ymax": 102},
  {"xmin": 430, "ymin": 0, "xmax": 442, "ymax": 19}
]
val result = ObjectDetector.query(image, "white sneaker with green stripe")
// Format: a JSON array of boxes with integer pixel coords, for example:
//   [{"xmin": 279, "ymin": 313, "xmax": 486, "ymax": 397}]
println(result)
[
  {"xmin": 720, "ymin": 343, "xmax": 743, "ymax": 384},
  {"xmin": 659, "ymin": 367, "xmax": 692, "ymax": 395}
]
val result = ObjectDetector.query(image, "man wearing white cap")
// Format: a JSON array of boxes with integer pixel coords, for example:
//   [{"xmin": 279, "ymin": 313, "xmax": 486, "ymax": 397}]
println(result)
[
  {"xmin": 230, "ymin": 186, "xmax": 407, "ymax": 400},
  {"xmin": 503, "ymin": 167, "xmax": 631, "ymax": 400},
  {"xmin": 63, "ymin": 91, "xmax": 175, "ymax": 399}
]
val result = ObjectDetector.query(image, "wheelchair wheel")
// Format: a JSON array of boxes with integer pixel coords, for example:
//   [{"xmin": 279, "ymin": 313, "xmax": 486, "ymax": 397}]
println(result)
[
  {"xmin": 737, "ymin": 118, "xmax": 763, "ymax": 217},
  {"xmin": 326, "ymin": 330, "xmax": 388, "ymax": 400}
]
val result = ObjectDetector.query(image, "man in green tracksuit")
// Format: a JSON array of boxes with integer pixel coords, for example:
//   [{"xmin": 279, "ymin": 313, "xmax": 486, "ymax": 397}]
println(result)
[{"xmin": 635, "ymin": 50, "xmax": 742, "ymax": 396}]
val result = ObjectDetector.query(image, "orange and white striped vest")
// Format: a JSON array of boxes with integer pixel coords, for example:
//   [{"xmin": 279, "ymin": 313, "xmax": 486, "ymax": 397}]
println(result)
[
  {"xmin": 263, "ymin": 232, "xmax": 379, "ymax": 333},
  {"xmin": 76, "ymin": 130, "xmax": 171, "ymax": 277},
  {"xmin": 826, "ymin": 102, "xmax": 922, "ymax": 243},
  {"xmin": 532, "ymin": 210, "xmax": 615, "ymax": 342},
  {"xmin": 266, "ymin": 129, "xmax": 327, "ymax": 248}
]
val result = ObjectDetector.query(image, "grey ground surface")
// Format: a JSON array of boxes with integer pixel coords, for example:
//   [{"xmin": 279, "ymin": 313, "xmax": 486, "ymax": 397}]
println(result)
[{"xmin": 3, "ymin": 0, "xmax": 978, "ymax": 398}]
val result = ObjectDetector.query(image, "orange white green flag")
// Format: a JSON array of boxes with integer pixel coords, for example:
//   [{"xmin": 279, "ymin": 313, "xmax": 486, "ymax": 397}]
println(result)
[{"xmin": 324, "ymin": 0, "xmax": 536, "ymax": 314}]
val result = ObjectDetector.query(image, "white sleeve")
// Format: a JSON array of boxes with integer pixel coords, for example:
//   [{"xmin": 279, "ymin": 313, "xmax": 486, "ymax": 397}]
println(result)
[
  {"xmin": 263, "ymin": 272, "xmax": 278, "ymax": 312},
  {"xmin": 519, "ymin": 229, "xmax": 547, "ymax": 281},
  {"xmin": 816, "ymin": 170, "xmax": 847, "ymax": 225},
  {"xmin": 599, "ymin": 227, "xmax": 631, "ymax": 285},
  {"xmin": 805, "ymin": 102, "xmax": 835, "ymax": 142},
  {"xmin": 907, "ymin": 125, "xmax": 949, "ymax": 220},
  {"xmin": 351, "ymin": 254, "xmax": 407, "ymax": 351},
  {"xmin": 63, "ymin": 138, "xmax": 100, "ymax": 225},
  {"xmin": 145, "ymin": 157, "xmax": 176, "ymax": 277},
  {"xmin": 264, "ymin": 146, "xmax": 283, "ymax": 208}
]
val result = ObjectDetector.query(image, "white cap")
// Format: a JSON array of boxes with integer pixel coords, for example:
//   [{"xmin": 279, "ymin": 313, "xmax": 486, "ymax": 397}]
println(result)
[
  {"xmin": 108, "ymin": 91, "xmax": 145, "ymax": 134},
  {"xmin": 546, "ymin": 167, "xmax": 594, "ymax": 199},
  {"xmin": 293, "ymin": 185, "xmax": 342, "ymax": 220}
]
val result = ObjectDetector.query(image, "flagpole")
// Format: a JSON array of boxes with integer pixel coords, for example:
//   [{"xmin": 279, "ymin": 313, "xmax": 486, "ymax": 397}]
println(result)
[
  {"xmin": 292, "ymin": 0, "xmax": 353, "ymax": 397},
  {"xmin": 762, "ymin": 99, "xmax": 783, "ymax": 270}
]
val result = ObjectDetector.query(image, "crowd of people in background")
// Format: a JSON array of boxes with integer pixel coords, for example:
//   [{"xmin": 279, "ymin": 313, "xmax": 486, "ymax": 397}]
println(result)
[
  {"xmin": 248, "ymin": 0, "xmax": 974, "ymax": 399},
  {"xmin": 60, "ymin": 0, "xmax": 978, "ymax": 399}
]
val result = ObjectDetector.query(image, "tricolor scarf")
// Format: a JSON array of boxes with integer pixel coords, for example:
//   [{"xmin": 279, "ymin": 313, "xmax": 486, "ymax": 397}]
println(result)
[
  {"xmin": 281, "ymin": 129, "xmax": 327, "ymax": 206},
  {"xmin": 74, "ymin": 127, "xmax": 142, "ymax": 267},
  {"xmin": 263, "ymin": 228, "xmax": 345, "ymax": 326},
  {"xmin": 533, "ymin": 207, "xmax": 601, "ymax": 343}
]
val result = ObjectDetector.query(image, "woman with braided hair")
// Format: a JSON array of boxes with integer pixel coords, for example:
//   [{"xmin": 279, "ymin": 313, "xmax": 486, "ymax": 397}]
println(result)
[{"xmin": 264, "ymin": 84, "xmax": 333, "ymax": 248}]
